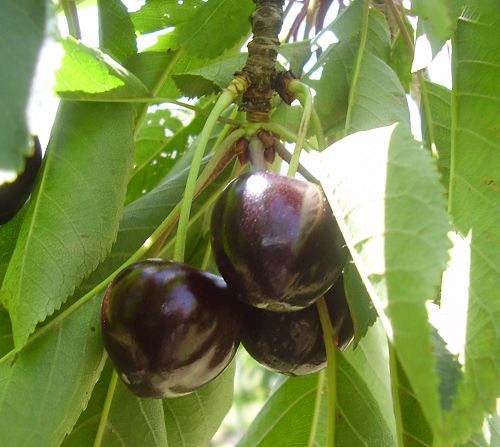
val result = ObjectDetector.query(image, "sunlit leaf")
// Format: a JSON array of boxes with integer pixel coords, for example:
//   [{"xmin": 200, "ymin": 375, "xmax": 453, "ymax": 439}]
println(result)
[
  {"xmin": 0, "ymin": 295, "xmax": 105, "ymax": 447},
  {"xmin": 56, "ymin": 37, "xmax": 148, "ymax": 100},
  {"xmin": 1, "ymin": 102, "xmax": 135, "ymax": 348},
  {"xmin": 313, "ymin": 123, "xmax": 450, "ymax": 439},
  {"xmin": 442, "ymin": 0, "xmax": 500, "ymax": 441},
  {"xmin": 0, "ymin": 0, "xmax": 49, "ymax": 174},
  {"xmin": 98, "ymin": 0, "xmax": 137, "ymax": 63},
  {"xmin": 178, "ymin": 0, "xmax": 254, "ymax": 58}
]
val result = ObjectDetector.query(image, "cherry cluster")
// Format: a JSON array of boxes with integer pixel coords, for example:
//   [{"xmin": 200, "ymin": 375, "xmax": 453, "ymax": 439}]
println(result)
[{"xmin": 101, "ymin": 169, "xmax": 353, "ymax": 399}]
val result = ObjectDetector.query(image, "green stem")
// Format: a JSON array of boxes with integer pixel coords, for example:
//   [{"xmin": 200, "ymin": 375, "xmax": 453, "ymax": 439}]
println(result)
[
  {"xmin": 344, "ymin": 0, "xmax": 369, "ymax": 136},
  {"xmin": 316, "ymin": 296, "xmax": 337, "ymax": 446},
  {"xmin": 61, "ymin": 0, "xmax": 81, "ymax": 39},
  {"xmin": 388, "ymin": 342, "xmax": 405, "ymax": 447},
  {"xmin": 287, "ymin": 80, "xmax": 313, "ymax": 176},
  {"xmin": 311, "ymin": 107, "xmax": 326, "ymax": 151},
  {"xmin": 134, "ymin": 49, "xmax": 184, "ymax": 139},
  {"xmin": 201, "ymin": 241, "xmax": 212, "ymax": 270},
  {"xmin": 173, "ymin": 79, "xmax": 246, "ymax": 262},
  {"xmin": 307, "ymin": 369, "xmax": 326, "ymax": 447},
  {"xmin": 93, "ymin": 368, "xmax": 118, "ymax": 447}
]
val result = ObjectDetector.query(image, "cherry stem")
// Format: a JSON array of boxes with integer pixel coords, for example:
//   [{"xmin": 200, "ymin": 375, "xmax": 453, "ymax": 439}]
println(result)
[
  {"xmin": 286, "ymin": 80, "xmax": 313, "ymax": 177},
  {"xmin": 61, "ymin": 0, "xmax": 81, "ymax": 39},
  {"xmin": 248, "ymin": 134, "xmax": 268, "ymax": 171},
  {"xmin": 316, "ymin": 296, "xmax": 337, "ymax": 447},
  {"xmin": 93, "ymin": 367, "xmax": 118, "ymax": 447},
  {"xmin": 173, "ymin": 78, "xmax": 248, "ymax": 263}
]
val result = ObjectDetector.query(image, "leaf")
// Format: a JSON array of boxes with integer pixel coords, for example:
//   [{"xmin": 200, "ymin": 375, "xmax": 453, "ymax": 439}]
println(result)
[
  {"xmin": 98, "ymin": 0, "xmax": 137, "ymax": 63},
  {"xmin": 394, "ymin": 351, "xmax": 434, "ymax": 447},
  {"xmin": 236, "ymin": 373, "xmax": 323, "ymax": 446},
  {"xmin": 344, "ymin": 320, "xmax": 397, "ymax": 442},
  {"xmin": 0, "ymin": 0, "xmax": 48, "ymax": 174},
  {"xmin": 309, "ymin": 2, "xmax": 408, "ymax": 137},
  {"xmin": 343, "ymin": 262, "xmax": 377, "ymax": 346},
  {"xmin": 0, "ymin": 294, "xmax": 106, "ymax": 447},
  {"xmin": 177, "ymin": 0, "xmax": 254, "ymax": 59},
  {"xmin": 388, "ymin": 16, "xmax": 414, "ymax": 92},
  {"xmin": 0, "ymin": 209, "xmax": 26, "ymax": 284},
  {"xmin": 63, "ymin": 363, "xmax": 169, "ymax": 447},
  {"xmin": 411, "ymin": 0, "xmax": 461, "ymax": 42},
  {"xmin": 125, "ymin": 50, "xmax": 211, "ymax": 100},
  {"xmin": 77, "ymin": 151, "xmax": 229, "ymax": 297},
  {"xmin": 173, "ymin": 54, "xmax": 247, "ymax": 97},
  {"xmin": 64, "ymin": 347, "xmax": 235, "ymax": 447},
  {"xmin": 56, "ymin": 37, "xmax": 149, "ymax": 100},
  {"xmin": 163, "ymin": 360, "xmax": 236, "ymax": 446},
  {"xmin": 130, "ymin": 0, "xmax": 204, "ymax": 35},
  {"xmin": 461, "ymin": 413, "xmax": 500, "ymax": 447},
  {"xmin": 422, "ymin": 81, "xmax": 451, "ymax": 189},
  {"xmin": 237, "ymin": 351, "xmax": 395, "ymax": 446},
  {"xmin": 126, "ymin": 112, "xmax": 205, "ymax": 204},
  {"xmin": 1, "ymin": 102, "xmax": 135, "ymax": 348},
  {"xmin": 279, "ymin": 40, "xmax": 312, "ymax": 77},
  {"xmin": 442, "ymin": 0, "xmax": 500, "ymax": 441},
  {"xmin": 0, "ymin": 307, "xmax": 13, "ymax": 358},
  {"xmin": 313, "ymin": 123, "xmax": 450, "ymax": 439}
]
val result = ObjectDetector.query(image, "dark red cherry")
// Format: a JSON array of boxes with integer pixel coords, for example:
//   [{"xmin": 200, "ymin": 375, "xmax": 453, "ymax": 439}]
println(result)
[
  {"xmin": 0, "ymin": 137, "xmax": 42, "ymax": 224},
  {"xmin": 101, "ymin": 259, "xmax": 242, "ymax": 398},
  {"xmin": 211, "ymin": 171, "xmax": 347, "ymax": 311},
  {"xmin": 241, "ymin": 278, "xmax": 353, "ymax": 375}
]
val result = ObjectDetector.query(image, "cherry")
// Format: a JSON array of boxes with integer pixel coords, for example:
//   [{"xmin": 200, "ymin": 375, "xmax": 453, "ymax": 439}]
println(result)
[
  {"xmin": 211, "ymin": 170, "xmax": 347, "ymax": 311},
  {"xmin": 0, "ymin": 137, "xmax": 42, "ymax": 224},
  {"xmin": 101, "ymin": 259, "xmax": 242, "ymax": 398},
  {"xmin": 241, "ymin": 278, "xmax": 353, "ymax": 375}
]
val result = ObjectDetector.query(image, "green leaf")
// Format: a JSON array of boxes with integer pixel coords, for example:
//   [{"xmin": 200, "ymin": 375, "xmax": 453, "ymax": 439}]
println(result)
[
  {"xmin": 64, "ymin": 353, "xmax": 235, "ymax": 446},
  {"xmin": 126, "ymin": 112, "xmax": 205, "ymax": 204},
  {"xmin": 394, "ymin": 351, "xmax": 434, "ymax": 447},
  {"xmin": 237, "ymin": 351, "xmax": 395, "ymax": 446},
  {"xmin": 309, "ymin": 2, "xmax": 408, "ymax": 137},
  {"xmin": 422, "ymin": 81, "xmax": 451, "ymax": 189},
  {"xmin": 0, "ymin": 307, "xmax": 13, "ymax": 358},
  {"xmin": 98, "ymin": 0, "xmax": 137, "ymax": 63},
  {"xmin": 1, "ymin": 102, "xmax": 135, "ymax": 348},
  {"xmin": 412, "ymin": 0, "xmax": 461, "ymax": 42},
  {"xmin": 313, "ymin": 123, "xmax": 450, "ymax": 439},
  {"xmin": 0, "ymin": 209, "xmax": 26, "ymax": 284},
  {"xmin": 0, "ymin": 295, "xmax": 105, "ymax": 447},
  {"xmin": 461, "ymin": 413, "xmax": 500, "ymax": 447},
  {"xmin": 63, "ymin": 363, "xmax": 169, "ymax": 447},
  {"xmin": 0, "ymin": 0, "xmax": 48, "ymax": 174},
  {"xmin": 388, "ymin": 16, "xmax": 414, "ymax": 92},
  {"xmin": 236, "ymin": 373, "xmax": 323, "ymax": 446},
  {"xmin": 279, "ymin": 40, "xmax": 312, "ymax": 77},
  {"xmin": 443, "ymin": 0, "xmax": 500, "ymax": 441},
  {"xmin": 163, "ymin": 360, "xmax": 236, "ymax": 446},
  {"xmin": 125, "ymin": 50, "xmax": 211, "ymax": 100},
  {"xmin": 344, "ymin": 321, "xmax": 397, "ymax": 442},
  {"xmin": 130, "ymin": 0, "xmax": 204, "ymax": 35},
  {"xmin": 56, "ymin": 37, "xmax": 149, "ymax": 100},
  {"xmin": 177, "ymin": 0, "xmax": 254, "ymax": 58},
  {"xmin": 343, "ymin": 262, "xmax": 377, "ymax": 346},
  {"xmin": 173, "ymin": 53, "xmax": 247, "ymax": 97}
]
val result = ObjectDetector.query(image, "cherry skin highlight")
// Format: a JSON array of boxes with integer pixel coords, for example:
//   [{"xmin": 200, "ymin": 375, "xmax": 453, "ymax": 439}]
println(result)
[
  {"xmin": 101, "ymin": 259, "xmax": 242, "ymax": 398},
  {"xmin": 211, "ymin": 171, "xmax": 347, "ymax": 311}
]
